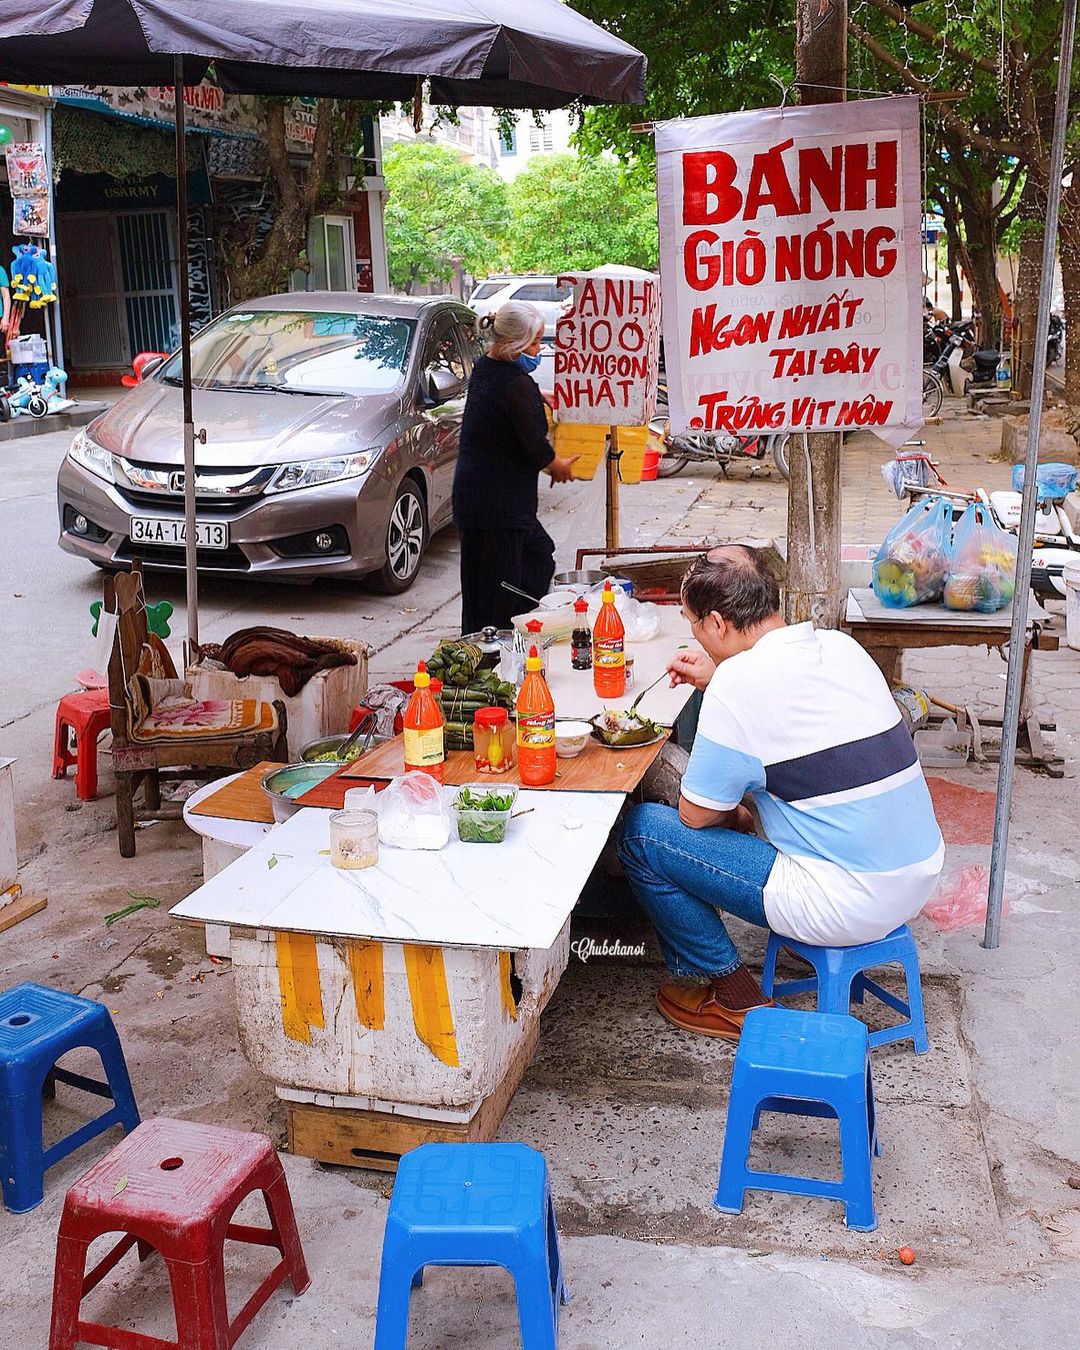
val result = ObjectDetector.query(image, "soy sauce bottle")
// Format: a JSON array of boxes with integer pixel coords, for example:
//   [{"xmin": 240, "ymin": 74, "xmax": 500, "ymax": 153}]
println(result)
[{"xmin": 571, "ymin": 598, "xmax": 592, "ymax": 670}]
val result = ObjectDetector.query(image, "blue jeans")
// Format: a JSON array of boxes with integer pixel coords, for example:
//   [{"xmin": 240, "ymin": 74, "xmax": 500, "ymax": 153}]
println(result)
[{"xmin": 617, "ymin": 802, "xmax": 778, "ymax": 979}]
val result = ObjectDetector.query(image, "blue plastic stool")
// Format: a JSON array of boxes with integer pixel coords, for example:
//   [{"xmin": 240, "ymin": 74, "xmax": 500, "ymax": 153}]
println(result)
[
  {"xmin": 0, "ymin": 982, "xmax": 140, "ymax": 1213},
  {"xmin": 374, "ymin": 1142, "xmax": 569, "ymax": 1349},
  {"xmin": 716, "ymin": 1008, "xmax": 880, "ymax": 1231},
  {"xmin": 761, "ymin": 924, "xmax": 930, "ymax": 1054}
]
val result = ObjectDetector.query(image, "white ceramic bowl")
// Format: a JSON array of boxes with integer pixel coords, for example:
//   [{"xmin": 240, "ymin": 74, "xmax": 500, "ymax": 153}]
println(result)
[{"xmin": 555, "ymin": 720, "xmax": 592, "ymax": 759}]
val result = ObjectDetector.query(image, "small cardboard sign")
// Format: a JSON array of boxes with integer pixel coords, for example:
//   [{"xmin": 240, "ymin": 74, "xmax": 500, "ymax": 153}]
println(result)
[{"xmin": 553, "ymin": 270, "xmax": 661, "ymax": 426}]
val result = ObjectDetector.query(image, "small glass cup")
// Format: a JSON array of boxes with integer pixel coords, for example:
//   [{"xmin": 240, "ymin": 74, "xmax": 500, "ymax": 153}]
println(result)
[{"xmin": 329, "ymin": 809, "xmax": 379, "ymax": 870}]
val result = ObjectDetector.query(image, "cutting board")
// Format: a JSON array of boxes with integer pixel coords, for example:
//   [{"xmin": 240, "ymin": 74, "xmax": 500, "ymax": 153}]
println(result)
[
  {"xmin": 335, "ymin": 733, "xmax": 670, "ymax": 793},
  {"xmin": 189, "ymin": 762, "xmax": 279, "ymax": 825}
]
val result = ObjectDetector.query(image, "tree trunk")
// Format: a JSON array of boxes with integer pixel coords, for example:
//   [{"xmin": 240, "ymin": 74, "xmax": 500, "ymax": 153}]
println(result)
[
  {"xmin": 1059, "ymin": 192, "xmax": 1080, "ymax": 406},
  {"xmin": 787, "ymin": 0, "xmax": 846, "ymax": 629},
  {"xmin": 1014, "ymin": 214, "xmax": 1045, "ymax": 400},
  {"xmin": 958, "ymin": 192, "xmax": 1001, "ymax": 346},
  {"xmin": 946, "ymin": 238, "xmax": 964, "ymax": 321}
]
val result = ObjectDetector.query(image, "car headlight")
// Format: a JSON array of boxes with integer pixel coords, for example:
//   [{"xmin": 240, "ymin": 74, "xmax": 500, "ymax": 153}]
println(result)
[
  {"xmin": 266, "ymin": 450, "xmax": 380, "ymax": 494},
  {"xmin": 68, "ymin": 429, "xmax": 115, "ymax": 483}
]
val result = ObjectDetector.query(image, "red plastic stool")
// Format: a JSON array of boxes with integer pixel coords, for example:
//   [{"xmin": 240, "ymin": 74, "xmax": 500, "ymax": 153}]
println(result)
[
  {"xmin": 53, "ymin": 689, "xmax": 112, "ymax": 801},
  {"xmin": 48, "ymin": 1117, "xmax": 310, "ymax": 1349}
]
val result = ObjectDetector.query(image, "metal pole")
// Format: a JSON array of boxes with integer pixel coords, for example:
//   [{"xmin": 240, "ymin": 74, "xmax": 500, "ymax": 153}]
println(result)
[
  {"xmin": 984, "ymin": 0, "xmax": 1077, "ymax": 949},
  {"xmin": 174, "ymin": 61, "xmax": 200, "ymax": 654},
  {"xmin": 605, "ymin": 425, "xmax": 620, "ymax": 550},
  {"xmin": 44, "ymin": 101, "xmax": 65, "ymax": 382}
]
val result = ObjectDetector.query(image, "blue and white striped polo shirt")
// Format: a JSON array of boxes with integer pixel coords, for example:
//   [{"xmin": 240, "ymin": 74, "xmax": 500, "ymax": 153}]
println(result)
[{"xmin": 682, "ymin": 623, "xmax": 944, "ymax": 945}]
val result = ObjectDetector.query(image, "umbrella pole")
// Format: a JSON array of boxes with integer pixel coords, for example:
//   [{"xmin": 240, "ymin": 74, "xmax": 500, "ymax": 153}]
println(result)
[
  {"xmin": 174, "ymin": 62, "xmax": 200, "ymax": 655},
  {"xmin": 983, "ymin": 0, "xmax": 1077, "ymax": 949}
]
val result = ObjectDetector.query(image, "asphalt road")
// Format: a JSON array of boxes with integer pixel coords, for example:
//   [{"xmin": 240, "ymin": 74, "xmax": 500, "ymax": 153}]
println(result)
[{"xmin": 0, "ymin": 416, "xmax": 710, "ymax": 820}]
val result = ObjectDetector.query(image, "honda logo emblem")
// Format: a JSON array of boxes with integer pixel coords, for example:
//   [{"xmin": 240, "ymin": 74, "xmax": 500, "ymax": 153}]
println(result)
[{"xmin": 168, "ymin": 472, "xmax": 186, "ymax": 493}]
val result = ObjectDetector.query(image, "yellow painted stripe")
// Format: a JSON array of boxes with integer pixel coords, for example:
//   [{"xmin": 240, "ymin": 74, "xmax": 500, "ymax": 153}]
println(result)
[
  {"xmin": 276, "ymin": 931, "xmax": 313, "ymax": 1044},
  {"xmin": 499, "ymin": 951, "xmax": 519, "ymax": 1022},
  {"xmin": 403, "ymin": 945, "xmax": 459, "ymax": 1067},
  {"xmin": 348, "ymin": 939, "xmax": 385, "ymax": 1030}
]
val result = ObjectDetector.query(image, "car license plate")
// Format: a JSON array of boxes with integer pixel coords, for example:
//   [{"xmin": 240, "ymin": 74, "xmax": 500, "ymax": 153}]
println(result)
[{"xmin": 130, "ymin": 517, "xmax": 229, "ymax": 549}]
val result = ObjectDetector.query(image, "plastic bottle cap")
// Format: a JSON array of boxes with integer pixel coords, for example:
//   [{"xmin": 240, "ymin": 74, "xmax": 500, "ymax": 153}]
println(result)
[
  {"xmin": 602, "ymin": 586, "xmax": 614, "ymax": 602},
  {"xmin": 525, "ymin": 643, "xmax": 542, "ymax": 671},
  {"xmin": 413, "ymin": 660, "xmax": 430, "ymax": 689},
  {"xmin": 574, "ymin": 598, "xmax": 588, "ymax": 613},
  {"xmin": 526, "ymin": 619, "xmax": 543, "ymax": 633},
  {"xmin": 474, "ymin": 706, "xmax": 508, "ymax": 728}
]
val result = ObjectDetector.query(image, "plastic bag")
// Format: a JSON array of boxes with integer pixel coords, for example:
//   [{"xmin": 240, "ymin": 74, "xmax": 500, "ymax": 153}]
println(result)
[
  {"xmin": 872, "ymin": 496, "xmax": 953, "ymax": 608},
  {"xmin": 943, "ymin": 502, "xmax": 1017, "ymax": 613},
  {"xmin": 586, "ymin": 583, "xmax": 662, "ymax": 641},
  {"xmin": 1011, "ymin": 462, "xmax": 1078, "ymax": 501},
  {"xmin": 376, "ymin": 771, "xmax": 451, "ymax": 850},
  {"xmin": 921, "ymin": 865, "xmax": 1010, "ymax": 931}
]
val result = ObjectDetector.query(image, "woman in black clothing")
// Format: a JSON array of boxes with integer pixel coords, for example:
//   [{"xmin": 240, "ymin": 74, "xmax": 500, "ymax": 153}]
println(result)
[{"xmin": 453, "ymin": 301, "xmax": 577, "ymax": 634}]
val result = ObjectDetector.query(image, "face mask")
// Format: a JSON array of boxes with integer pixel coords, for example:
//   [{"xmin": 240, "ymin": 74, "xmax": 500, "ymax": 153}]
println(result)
[{"xmin": 515, "ymin": 351, "xmax": 542, "ymax": 373}]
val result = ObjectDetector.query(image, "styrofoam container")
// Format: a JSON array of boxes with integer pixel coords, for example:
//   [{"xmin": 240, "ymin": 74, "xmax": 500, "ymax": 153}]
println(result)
[
  {"xmin": 1065, "ymin": 557, "xmax": 1080, "ymax": 650},
  {"xmin": 228, "ymin": 921, "xmax": 570, "ymax": 1110},
  {"xmin": 187, "ymin": 636, "xmax": 368, "ymax": 757}
]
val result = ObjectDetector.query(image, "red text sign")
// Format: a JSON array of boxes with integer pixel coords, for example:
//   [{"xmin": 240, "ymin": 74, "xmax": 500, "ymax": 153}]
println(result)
[
  {"xmin": 553, "ymin": 270, "xmax": 661, "ymax": 425},
  {"xmin": 656, "ymin": 98, "xmax": 923, "ymax": 446}
]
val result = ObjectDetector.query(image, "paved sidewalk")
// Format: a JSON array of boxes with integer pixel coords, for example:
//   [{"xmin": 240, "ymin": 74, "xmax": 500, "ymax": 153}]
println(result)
[{"xmin": 3, "ymin": 401, "xmax": 1080, "ymax": 1347}]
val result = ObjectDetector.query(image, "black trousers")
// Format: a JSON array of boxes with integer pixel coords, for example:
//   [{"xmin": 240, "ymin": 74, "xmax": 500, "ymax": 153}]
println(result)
[{"xmin": 459, "ymin": 523, "xmax": 556, "ymax": 634}]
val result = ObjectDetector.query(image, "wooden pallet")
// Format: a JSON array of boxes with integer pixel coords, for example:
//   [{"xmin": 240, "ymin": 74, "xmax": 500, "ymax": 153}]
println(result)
[{"xmin": 286, "ymin": 1020, "xmax": 540, "ymax": 1172}]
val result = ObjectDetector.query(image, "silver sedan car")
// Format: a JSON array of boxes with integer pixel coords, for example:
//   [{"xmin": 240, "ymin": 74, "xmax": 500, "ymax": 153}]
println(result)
[{"xmin": 57, "ymin": 293, "xmax": 482, "ymax": 591}]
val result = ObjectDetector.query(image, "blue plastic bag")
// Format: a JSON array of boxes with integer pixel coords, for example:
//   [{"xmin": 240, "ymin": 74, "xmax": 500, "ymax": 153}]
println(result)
[
  {"xmin": 872, "ymin": 496, "xmax": 953, "ymax": 608},
  {"xmin": 943, "ymin": 503, "xmax": 1017, "ymax": 613},
  {"xmin": 1011, "ymin": 462, "xmax": 1078, "ymax": 501}
]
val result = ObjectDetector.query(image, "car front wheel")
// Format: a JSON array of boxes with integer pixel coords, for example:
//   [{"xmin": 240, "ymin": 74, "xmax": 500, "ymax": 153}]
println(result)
[{"xmin": 370, "ymin": 479, "xmax": 427, "ymax": 594}]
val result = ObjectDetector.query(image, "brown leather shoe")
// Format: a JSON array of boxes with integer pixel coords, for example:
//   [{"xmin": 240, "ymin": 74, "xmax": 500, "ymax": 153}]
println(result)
[{"xmin": 656, "ymin": 980, "xmax": 772, "ymax": 1040}]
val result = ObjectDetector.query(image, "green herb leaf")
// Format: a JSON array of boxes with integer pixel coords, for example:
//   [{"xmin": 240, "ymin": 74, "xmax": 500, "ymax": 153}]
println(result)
[{"xmin": 267, "ymin": 855, "xmax": 279, "ymax": 870}]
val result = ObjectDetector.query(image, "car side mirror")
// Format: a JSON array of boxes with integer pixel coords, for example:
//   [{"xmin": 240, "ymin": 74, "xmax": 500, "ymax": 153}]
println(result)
[
  {"xmin": 140, "ymin": 355, "xmax": 165, "ymax": 379},
  {"xmin": 426, "ymin": 365, "xmax": 460, "ymax": 404}
]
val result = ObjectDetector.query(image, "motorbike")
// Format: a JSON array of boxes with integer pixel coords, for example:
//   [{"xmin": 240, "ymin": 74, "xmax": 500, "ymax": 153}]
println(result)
[
  {"xmin": 649, "ymin": 378, "xmax": 791, "ymax": 480},
  {"xmin": 922, "ymin": 320, "xmax": 1000, "ymax": 415}
]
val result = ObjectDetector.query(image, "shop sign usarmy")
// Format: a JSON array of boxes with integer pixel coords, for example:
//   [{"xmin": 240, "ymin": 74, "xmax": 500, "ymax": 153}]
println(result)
[{"xmin": 656, "ymin": 96, "xmax": 923, "ymax": 446}]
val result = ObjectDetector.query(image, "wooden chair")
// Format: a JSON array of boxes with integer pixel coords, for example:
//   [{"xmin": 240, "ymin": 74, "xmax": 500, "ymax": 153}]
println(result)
[{"xmin": 104, "ymin": 567, "xmax": 287, "ymax": 857}]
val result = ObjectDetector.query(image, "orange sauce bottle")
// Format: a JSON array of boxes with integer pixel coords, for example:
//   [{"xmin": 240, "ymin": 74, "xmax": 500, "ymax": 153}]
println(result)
[
  {"xmin": 402, "ymin": 660, "xmax": 445, "ymax": 782},
  {"xmin": 592, "ymin": 585, "xmax": 626, "ymax": 700},
  {"xmin": 516, "ymin": 645, "xmax": 556, "ymax": 786}
]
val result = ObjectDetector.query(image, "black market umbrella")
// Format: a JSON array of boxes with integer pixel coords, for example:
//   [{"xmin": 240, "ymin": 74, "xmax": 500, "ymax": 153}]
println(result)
[{"xmin": 0, "ymin": 0, "xmax": 646, "ymax": 649}]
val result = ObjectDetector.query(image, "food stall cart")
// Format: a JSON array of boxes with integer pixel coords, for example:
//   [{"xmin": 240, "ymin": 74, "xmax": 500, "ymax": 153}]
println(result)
[{"xmin": 172, "ymin": 609, "xmax": 696, "ymax": 1169}]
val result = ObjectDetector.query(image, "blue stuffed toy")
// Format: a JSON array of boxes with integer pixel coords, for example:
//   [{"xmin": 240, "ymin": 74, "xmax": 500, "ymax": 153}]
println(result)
[{"xmin": 10, "ymin": 243, "xmax": 41, "ymax": 304}]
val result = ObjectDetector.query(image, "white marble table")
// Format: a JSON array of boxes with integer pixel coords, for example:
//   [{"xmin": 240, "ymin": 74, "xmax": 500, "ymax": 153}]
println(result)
[
  {"xmin": 544, "ymin": 603, "xmax": 697, "ymax": 723},
  {"xmin": 171, "ymin": 791, "xmax": 624, "ymax": 951}
]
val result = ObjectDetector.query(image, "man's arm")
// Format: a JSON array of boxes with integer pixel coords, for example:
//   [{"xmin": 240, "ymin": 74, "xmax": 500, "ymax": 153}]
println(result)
[{"xmin": 679, "ymin": 797, "xmax": 755, "ymax": 832}]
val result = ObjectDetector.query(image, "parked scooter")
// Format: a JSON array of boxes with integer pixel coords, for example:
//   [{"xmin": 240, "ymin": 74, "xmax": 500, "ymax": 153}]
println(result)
[
  {"xmin": 1048, "ymin": 312, "xmax": 1065, "ymax": 366},
  {"xmin": 650, "ymin": 379, "xmax": 791, "ymax": 480}
]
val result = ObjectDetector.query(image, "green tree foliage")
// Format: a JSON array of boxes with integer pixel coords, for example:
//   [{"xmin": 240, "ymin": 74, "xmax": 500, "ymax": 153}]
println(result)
[
  {"xmin": 572, "ymin": 1, "xmax": 794, "ymax": 166},
  {"xmin": 506, "ymin": 154, "xmax": 658, "ymax": 271},
  {"xmin": 383, "ymin": 141, "xmax": 509, "ymax": 292}
]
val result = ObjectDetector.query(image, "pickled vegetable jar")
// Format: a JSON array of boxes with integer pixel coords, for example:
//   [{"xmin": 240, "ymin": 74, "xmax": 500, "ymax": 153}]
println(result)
[{"xmin": 473, "ymin": 706, "xmax": 514, "ymax": 774}]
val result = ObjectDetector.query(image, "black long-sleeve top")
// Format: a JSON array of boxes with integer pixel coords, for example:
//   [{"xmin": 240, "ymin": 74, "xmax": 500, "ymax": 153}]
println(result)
[{"xmin": 452, "ymin": 355, "xmax": 556, "ymax": 531}]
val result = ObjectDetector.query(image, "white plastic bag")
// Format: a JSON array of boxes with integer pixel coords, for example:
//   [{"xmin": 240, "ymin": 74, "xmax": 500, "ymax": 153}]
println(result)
[
  {"xmin": 376, "ymin": 771, "xmax": 451, "ymax": 850},
  {"xmin": 586, "ymin": 583, "xmax": 662, "ymax": 642}
]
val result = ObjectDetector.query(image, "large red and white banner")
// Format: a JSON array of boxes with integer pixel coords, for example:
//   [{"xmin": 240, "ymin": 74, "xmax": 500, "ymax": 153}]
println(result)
[{"xmin": 656, "ymin": 97, "xmax": 923, "ymax": 447}]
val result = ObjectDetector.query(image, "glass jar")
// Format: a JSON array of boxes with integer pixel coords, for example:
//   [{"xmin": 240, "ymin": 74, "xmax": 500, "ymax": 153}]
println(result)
[
  {"xmin": 473, "ymin": 706, "xmax": 515, "ymax": 774},
  {"xmin": 329, "ymin": 809, "xmax": 379, "ymax": 869}
]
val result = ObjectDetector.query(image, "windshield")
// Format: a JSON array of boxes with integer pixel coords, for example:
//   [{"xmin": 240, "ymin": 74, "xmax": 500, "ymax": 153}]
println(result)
[{"xmin": 160, "ymin": 310, "xmax": 416, "ymax": 396}]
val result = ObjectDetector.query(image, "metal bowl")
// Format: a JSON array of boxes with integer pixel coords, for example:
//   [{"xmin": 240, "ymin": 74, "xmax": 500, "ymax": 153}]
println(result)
[
  {"xmin": 261, "ymin": 762, "xmax": 342, "ymax": 822},
  {"xmin": 299, "ymin": 732, "xmax": 388, "ymax": 765},
  {"xmin": 551, "ymin": 568, "xmax": 606, "ymax": 589}
]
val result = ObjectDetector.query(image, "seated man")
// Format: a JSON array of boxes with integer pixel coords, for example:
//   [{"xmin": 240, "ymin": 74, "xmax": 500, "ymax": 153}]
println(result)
[{"xmin": 618, "ymin": 546, "xmax": 944, "ymax": 1039}]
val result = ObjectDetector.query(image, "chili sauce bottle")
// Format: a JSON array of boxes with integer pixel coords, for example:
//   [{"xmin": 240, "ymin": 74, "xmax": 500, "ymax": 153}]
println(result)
[
  {"xmin": 592, "ymin": 585, "xmax": 626, "ymax": 700},
  {"xmin": 403, "ymin": 660, "xmax": 446, "ymax": 782},
  {"xmin": 516, "ymin": 646, "xmax": 556, "ymax": 786}
]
